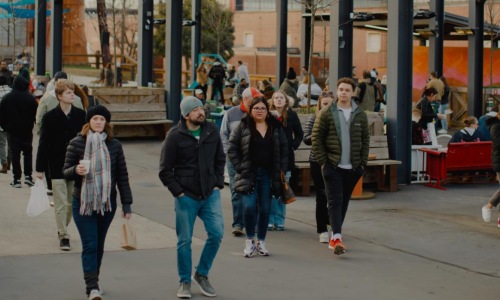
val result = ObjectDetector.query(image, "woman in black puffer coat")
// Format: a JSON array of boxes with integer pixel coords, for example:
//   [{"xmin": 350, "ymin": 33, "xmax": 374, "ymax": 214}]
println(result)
[
  {"xmin": 228, "ymin": 97, "xmax": 288, "ymax": 257},
  {"xmin": 63, "ymin": 105, "xmax": 133, "ymax": 299},
  {"xmin": 482, "ymin": 114, "xmax": 500, "ymax": 226}
]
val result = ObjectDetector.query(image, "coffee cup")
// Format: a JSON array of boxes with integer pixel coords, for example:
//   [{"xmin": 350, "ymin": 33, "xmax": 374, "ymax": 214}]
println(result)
[{"xmin": 79, "ymin": 160, "xmax": 90, "ymax": 174}]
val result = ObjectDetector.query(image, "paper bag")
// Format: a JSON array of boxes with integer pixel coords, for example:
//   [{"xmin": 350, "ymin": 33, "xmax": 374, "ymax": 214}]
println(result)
[
  {"xmin": 27, "ymin": 179, "xmax": 50, "ymax": 217},
  {"xmin": 121, "ymin": 221, "xmax": 137, "ymax": 250}
]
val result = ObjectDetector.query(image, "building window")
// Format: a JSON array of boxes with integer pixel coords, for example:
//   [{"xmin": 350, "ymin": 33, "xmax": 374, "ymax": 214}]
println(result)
[
  {"xmin": 366, "ymin": 32, "xmax": 381, "ymax": 53},
  {"xmin": 235, "ymin": 0, "xmax": 302, "ymax": 11},
  {"xmin": 287, "ymin": 33, "xmax": 291, "ymax": 47},
  {"xmin": 244, "ymin": 33, "xmax": 254, "ymax": 47}
]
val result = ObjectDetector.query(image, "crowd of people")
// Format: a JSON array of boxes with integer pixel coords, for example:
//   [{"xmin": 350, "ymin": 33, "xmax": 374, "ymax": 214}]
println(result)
[{"xmin": 1, "ymin": 57, "xmax": 499, "ymax": 300}]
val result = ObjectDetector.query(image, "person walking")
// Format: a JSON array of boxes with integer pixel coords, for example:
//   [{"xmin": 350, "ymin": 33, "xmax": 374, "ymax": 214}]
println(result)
[
  {"xmin": 482, "ymin": 112, "xmax": 500, "ymax": 227},
  {"xmin": 221, "ymin": 87, "xmax": 263, "ymax": 237},
  {"xmin": 268, "ymin": 91, "xmax": 303, "ymax": 231},
  {"xmin": 0, "ymin": 69, "xmax": 38, "ymax": 188},
  {"xmin": 438, "ymin": 76, "xmax": 451, "ymax": 134},
  {"xmin": 35, "ymin": 79, "xmax": 86, "ymax": 251},
  {"xmin": 303, "ymin": 91, "xmax": 334, "ymax": 243},
  {"xmin": 228, "ymin": 96, "xmax": 288, "ymax": 257},
  {"xmin": 312, "ymin": 78, "xmax": 370, "ymax": 255},
  {"xmin": 208, "ymin": 60, "xmax": 226, "ymax": 104},
  {"xmin": 159, "ymin": 96, "xmax": 225, "ymax": 299},
  {"xmin": 0, "ymin": 75, "xmax": 12, "ymax": 173},
  {"xmin": 62, "ymin": 105, "xmax": 133, "ymax": 300}
]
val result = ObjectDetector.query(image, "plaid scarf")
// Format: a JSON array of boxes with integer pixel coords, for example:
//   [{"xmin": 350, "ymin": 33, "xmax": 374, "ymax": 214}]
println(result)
[{"xmin": 80, "ymin": 130, "xmax": 111, "ymax": 216}]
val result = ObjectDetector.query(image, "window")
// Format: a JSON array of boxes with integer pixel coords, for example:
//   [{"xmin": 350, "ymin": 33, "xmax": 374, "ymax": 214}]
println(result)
[
  {"xmin": 366, "ymin": 32, "xmax": 381, "ymax": 53},
  {"xmin": 244, "ymin": 33, "xmax": 254, "ymax": 47}
]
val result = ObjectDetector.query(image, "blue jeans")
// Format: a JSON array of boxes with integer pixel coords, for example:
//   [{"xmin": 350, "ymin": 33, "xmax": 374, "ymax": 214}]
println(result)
[
  {"xmin": 439, "ymin": 103, "xmax": 448, "ymax": 130},
  {"xmin": 72, "ymin": 196, "xmax": 116, "ymax": 274},
  {"xmin": 269, "ymin": 171, "xmax": 291, "ymax": 227},
  {"xmin": 175, "ymin": 190, "xmax": 224, "ymax": 283},
  {"xmin": 241, "ymin": 168, "xmax": 272, "ymax": 241},
  {"xmin": 227, "ymin": 159, "xmax": 244, "ymax": 228}
]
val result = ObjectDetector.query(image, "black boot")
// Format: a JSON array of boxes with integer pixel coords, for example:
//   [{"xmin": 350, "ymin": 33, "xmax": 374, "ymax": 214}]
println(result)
[{"xmin": 84, "ymin": 271, "xmax": 100, "ymax": 296}]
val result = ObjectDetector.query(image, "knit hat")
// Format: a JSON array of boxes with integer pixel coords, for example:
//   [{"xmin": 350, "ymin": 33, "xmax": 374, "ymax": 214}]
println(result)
[
  {"xmin": 241, "ymin": 87, "xmax": 263, "ymax": 99},
  {"xmin": 286, "ymin": 67, "xmax": 297, "ymax": 80},
  {"xmin": 180, "ymin": 96, "xmax": 203, "ymax": 117},
  {"xmin": 18, "ymin": 68, "xmax": 30, "ymax": 82},
  {"xmin": 54, "ymin": 71, "xmax": 68, "ymax": 81},
  {"xmin": 86, "ymin": 105, "xmax": 111, "ymax": 123}
]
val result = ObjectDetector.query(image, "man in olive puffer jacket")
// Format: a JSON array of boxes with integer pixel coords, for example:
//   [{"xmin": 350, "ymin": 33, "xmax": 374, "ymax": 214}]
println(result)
[{"xmin": 312, "ymin": 77, "xmax": 370, "ymax": 256}]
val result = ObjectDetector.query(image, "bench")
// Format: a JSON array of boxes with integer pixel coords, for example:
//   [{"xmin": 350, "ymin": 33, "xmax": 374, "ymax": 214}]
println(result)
[
  {"xmin": 419, "ymin": 141, "xmax": 494, "ymax": 190},
  {"xmin": 93, "ymin": 88, "xmax": 172, "ymax": 139},
  {"xmin": 293, "ymin": 146, "xmax": 313, "ymax": 196}
]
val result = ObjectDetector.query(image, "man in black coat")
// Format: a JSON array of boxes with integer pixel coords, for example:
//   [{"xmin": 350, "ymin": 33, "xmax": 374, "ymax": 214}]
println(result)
[
  {"xmin": 0, "ymin": 68, "xmax": 38, "ymax": 188},
  {"xmin": 35, "ymin": 79, "xmax": 86, "ymax": 251},
  {"xmin": 159, "ymin": 96, "xmax": 225, "ymax": 299}
]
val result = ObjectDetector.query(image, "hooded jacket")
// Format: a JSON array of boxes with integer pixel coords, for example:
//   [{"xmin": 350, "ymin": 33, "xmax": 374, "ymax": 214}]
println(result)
[
  {"xmin": 159, "ymin": 119, "xmax": 226, "ymax": 200},
  {"xmin": 0, "ymin": 74, "xmax": 37, "ymax": 138}
]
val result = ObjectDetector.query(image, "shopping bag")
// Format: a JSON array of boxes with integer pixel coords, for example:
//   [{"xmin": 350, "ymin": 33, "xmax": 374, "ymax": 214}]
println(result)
[
  {"xmin": 279, "ymin": 171, "xmax": 296, "ymax": 205},
  {"xmin": 121, "ymin": 221, "xmax": 137, "ymax": 250},
  {"xmin": 26, "ymin": 179, "xmax": 50, "ymax": 217}
]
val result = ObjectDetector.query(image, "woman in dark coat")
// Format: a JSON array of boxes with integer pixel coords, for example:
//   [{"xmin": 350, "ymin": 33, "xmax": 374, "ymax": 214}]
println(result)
[
  {"xmin": 63, "ymin": 105, "xmax": 133, "ymax": 300},
  {"xmin": 268, "ymin": 90, "xmax": 303, "ymax": 230},
  {"xmin": 228, "ymin": 97, "xmax": 288, "ymax": 257},
  {"xmin": 482, "ymin": 113, "xmax": 500, "ymax": 226}
]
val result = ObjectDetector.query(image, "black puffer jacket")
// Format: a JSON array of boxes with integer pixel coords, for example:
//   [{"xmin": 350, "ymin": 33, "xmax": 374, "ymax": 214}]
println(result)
[
  {"xmin": 228, "ymin": 116, "xmax": 288, "ymax": 196},
  {"xmin": 487, "ymin": 116, "xmax": 500, "ymax": 172},
  {"xmin": 159, "ymin": 119, "xmax": 225, "ymax": 200},
  {"xmin": 282, "ymin": 108, "xmax": 303, "ymax": 171},
  {"xmin": 62, "ymin": 134, "xmax": 133, "ymax": 214}
]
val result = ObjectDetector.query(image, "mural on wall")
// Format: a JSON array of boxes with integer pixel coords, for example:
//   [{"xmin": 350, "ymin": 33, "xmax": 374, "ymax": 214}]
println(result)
[{"xmin": 413, "ymin": 46, "xmax": 500, "ymax": 102}]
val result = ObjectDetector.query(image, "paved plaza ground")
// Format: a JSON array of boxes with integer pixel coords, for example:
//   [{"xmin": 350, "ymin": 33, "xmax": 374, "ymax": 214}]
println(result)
[{"xmin": 0, "ymin": 136, "xmax": 499, "ymax": 299}]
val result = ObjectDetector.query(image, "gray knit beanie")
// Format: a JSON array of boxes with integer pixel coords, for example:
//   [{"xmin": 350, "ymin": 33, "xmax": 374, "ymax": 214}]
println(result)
[{"xmin": 180, "ymin": 96, "xmax": 203, "ymax": 117}]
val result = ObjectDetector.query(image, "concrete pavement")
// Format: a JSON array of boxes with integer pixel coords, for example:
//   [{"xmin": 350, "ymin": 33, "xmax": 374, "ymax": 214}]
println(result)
[{"xmin": 0, "ymin": 137, "xmax": 499, "ymax": 299}]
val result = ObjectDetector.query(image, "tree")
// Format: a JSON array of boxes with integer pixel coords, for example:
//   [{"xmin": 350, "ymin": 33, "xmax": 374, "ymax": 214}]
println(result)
[
  {"xmin": 153, "ymin": 0, "xmax": 235, "ymax": 77},
  {"xmin": 295, "ymin": 0, "xmax": 337, "ymax": 112}
]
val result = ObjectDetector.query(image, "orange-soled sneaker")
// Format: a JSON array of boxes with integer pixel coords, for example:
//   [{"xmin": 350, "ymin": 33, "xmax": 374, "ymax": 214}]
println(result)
[{"xmin": 328, "ymin": 239, "xmax": 346, "ymax": 255}]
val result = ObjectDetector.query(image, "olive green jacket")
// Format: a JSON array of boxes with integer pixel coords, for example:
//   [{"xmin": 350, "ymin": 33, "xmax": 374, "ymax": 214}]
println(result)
[{"xmin": 311, "ymin": 100, "xmax": 370, "ymax": 168}]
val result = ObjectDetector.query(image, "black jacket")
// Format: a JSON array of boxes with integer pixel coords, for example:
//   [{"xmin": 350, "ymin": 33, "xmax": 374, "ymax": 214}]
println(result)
[
  {"xmin": 159, "ymin": 120, "xmax": 225, "ymax": 200},
  {"xmin": 228, "ymin": 116, "xmax": 288, "ymax": 196},
  {"xmin": 62, "ymin": 134, "xmax": 133, "ymax": 214},
  {"xmin": 303, "ymin": 114, "xmax": 317, "ymax": 162},
  {"xmin": 281, "ymin": 109, "xmax": 303, "ymax": 171},
  {"xmin": 36, "ymin": 105, "xmax": 86, "ymax": 178},
  {"xmin": 416, "ymin": 97, "xmax": 437, "ymax": 129},
  {"xmin": 0, "ymin": 75, "xmax": 37, "ymax": 138},
  {"xmin": 487, "ymin": 117, "xmax": 500, "ymax": 172}
]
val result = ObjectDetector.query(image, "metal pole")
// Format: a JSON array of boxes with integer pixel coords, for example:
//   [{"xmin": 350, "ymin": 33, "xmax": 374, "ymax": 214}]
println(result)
[
  {"xmin": 191, "ymin": 0, "xmax": 201, "ymax": 86},
  {"xmin": 330, "ymin": 0, "xmax": 353, "ymax": 88},
  {"xmin": 35, "ymin": 0, "xmax": 46, "ymax": 76},
  {"xmin": 468, "ymin": 0, "xmax": 486, "ymax": 118},
  {"xmin": 51, "ymin": 0, "xmax": 63, "ymax": 73},
  {"xmin": 137, "ymin": 0, "xmax": 154, "ymax": 86},
  {"xmin": 300, "ymin": 1, "xmax": 311, "ymax": 70},
  {"xmin": 429, "ymin": 0, "xmax": 444, "ymax": 77},
  {"xmin": 276, "ymin": 0, "xmax": 287, "ymax": 87},
  {"xmin": 166, "ymin": 1, "xmax": 183, "ymax": 122},
  {"xmin": 387, "ymin": 0, "xmax": 413, "ymax": 184}
]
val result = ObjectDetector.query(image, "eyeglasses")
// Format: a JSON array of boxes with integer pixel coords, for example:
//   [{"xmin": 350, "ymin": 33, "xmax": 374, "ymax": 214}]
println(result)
[
  {"xmin": 252, "ymin": 107, "xmax": 267, "ymax": 111},
  {"xmin": 321, "ymin": 91, "xmax": 335, "ymax": 97}
]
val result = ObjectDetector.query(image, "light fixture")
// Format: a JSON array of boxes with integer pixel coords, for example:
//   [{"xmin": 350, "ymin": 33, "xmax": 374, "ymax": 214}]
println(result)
[
  {"xmin": 416, "ymin": 28, "xmax": 435, "ymax": 36},
  {"xmin": 413, "ymin": 10, "xmax": 437, "ymax": 20},
  {"xmin": 454, "ymin": 27, "xmax": 475, "ymax": 35},
  {"xmin": 350, "ymin": 12, "xmax": 375, "ymax": 21}
]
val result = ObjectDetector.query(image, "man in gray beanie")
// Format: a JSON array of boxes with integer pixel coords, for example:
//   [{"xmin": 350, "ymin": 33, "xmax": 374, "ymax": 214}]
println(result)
[{"xmin": 159, "ymin": 95, "xmax": 225, "ymax": 299}]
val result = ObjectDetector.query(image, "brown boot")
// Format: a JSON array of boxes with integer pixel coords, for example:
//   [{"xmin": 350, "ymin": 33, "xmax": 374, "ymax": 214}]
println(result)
[{"xmin": 0, "ymin": 163, "xmax": 7, "ymax": 174}]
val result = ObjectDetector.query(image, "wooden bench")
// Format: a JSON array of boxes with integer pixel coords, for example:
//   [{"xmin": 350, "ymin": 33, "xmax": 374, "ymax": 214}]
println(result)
[
  {"xmin": 419, "ymin": 141, "xmax": 494, "ymax": 190},
  {"xmin": 93, "ymin": 88, "xmax": 172, "ymax": 139},
  {"xmin": 293, "ymin": 146, "xmax": 313, "ymax": 196},
  {"xmin": 365, "ymin": 136, "xmax": 402, "ymax": 193}
]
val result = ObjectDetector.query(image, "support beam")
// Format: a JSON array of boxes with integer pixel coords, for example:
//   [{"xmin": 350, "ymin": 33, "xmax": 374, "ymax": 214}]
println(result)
[
  {"xmin": 387, "ymin": 0, "xmax": 413, "ymax": 184},
  {"xmin": 330, "ymin": 0, "xmax": 353, "ymax": 87},
  {"xmin": 468, "ymin": 0, "xmax": 486, "ymax": 118},
  {"xmin": 191, "ymin": 0, "xmax": 201, "ymax": 85},
  {"xmin": 429, "ymin": 0, "xmax": 444, "ymax": 77},
  {"xmin": 50, "ymin": 0, "xmax": 63, "ymax": 73},
  {"xmin": 138, "ymin": 0, "xmax": 154, "ymax": 87},
  {"xmin": 276, "ymin": 0, "xmax": 287, "ymax": 88},
  {"xmin": 35, "ymin": 0, "xmax": 46, "ymax": 76},
  {"xmin": 300, "ymin": 1, "xmax": 311, "ymax": 71},
  {"xmin": 165, "ymin": 1, "xmax": 183, "ymax": 122}
]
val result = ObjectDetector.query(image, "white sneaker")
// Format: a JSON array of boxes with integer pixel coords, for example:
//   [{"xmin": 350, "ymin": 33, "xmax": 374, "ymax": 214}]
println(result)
[
  {"xmin": 482, "ymin": 205, "xmax": 492, "ymax": 222},
  {"xmin": 88, "ymin": 289, "xmax": 102, "ymax": 300},
  {"xmin": 256, "ymin": 240, "xmax": 270, "ymax": 256},
  {"xmin": 438, "ymin": 129, "xmax": 447, "ymax": 134},
  {"xmin": 243, "ymin": 239, "xmax": 256, "ymax": 257},
  {"xmin": 319, "ymin": 232, "xmax": 329, "ymax": 243}
]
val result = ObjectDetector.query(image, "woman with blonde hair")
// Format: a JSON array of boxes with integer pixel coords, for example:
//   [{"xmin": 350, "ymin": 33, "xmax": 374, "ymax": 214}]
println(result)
[
  {"xmin": 267, "ymin": 91, "xmax": 303, "ymax": 231},
  {"xmin": 303, "ymin": 91, "xmax": 335, "ymax": 242},
  {"xmin": 449, "ymin": 116, "xmax": 483, "ymax": 143}
]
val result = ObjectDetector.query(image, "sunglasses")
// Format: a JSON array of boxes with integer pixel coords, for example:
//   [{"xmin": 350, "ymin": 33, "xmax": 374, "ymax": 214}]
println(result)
[
  {"xmin": 321, "ymin": 91, "xmax": 335, "ymax": 97},
  {"xmin": 252, "ymin": 107, "xmax": 267, "ymax": 111}
]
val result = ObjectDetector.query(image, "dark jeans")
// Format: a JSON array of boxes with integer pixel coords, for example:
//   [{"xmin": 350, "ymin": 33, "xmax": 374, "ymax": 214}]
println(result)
[
  {"xmin": 72, "ymin": 196, "xmax": 116, "ymax": 293},
  {"xmin": 322, "ymin": 163, "xmax": 362, "ymax": 235},
  {"xmin": 227, "ymin": 159, "xmax": 244, "ymax": 228},
  {"xmin": 241, "ymin": 168, "xmax": 272, "ymax": 241},
  {"xmin": 310, "ymin": 161, "xmax": 328, "ymax": 233},
  {"xmin": 210, "ymin": 82, "xmax": 224, "ymax": 104},
  {"xmin": 7, "ymin": 133, "xmax": 32, "ymax": 180}
]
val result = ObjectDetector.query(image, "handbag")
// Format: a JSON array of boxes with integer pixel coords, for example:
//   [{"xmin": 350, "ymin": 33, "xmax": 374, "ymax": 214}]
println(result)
[
  {"xmin": 279, "ymin": 171, "xmax": 296, "ymax": 205},
  {"xmin": 121, "ymin": 221, "xmax": 137, "ymax": 250},
  {"xmin": 26, "ymin": 179, "xmax": 50, "ymax": 217}
]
